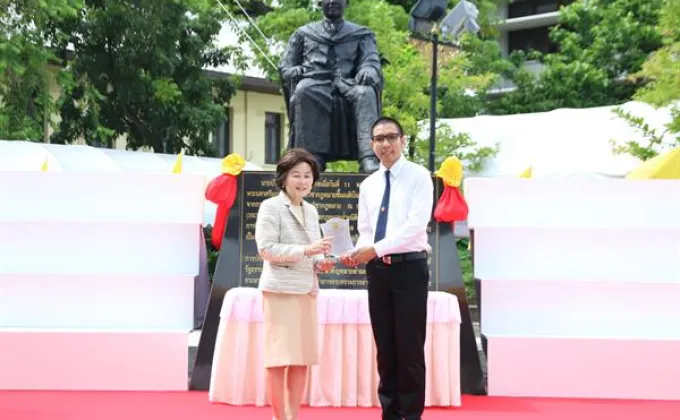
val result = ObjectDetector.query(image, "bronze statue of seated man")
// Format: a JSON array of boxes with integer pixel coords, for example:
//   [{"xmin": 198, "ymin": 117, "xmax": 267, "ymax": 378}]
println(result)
[{"xmin": 279, "ymin": 0, "xmax": 382, "ymax": 173}]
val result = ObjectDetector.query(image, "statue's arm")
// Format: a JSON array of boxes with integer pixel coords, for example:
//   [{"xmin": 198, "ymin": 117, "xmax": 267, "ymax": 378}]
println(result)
[
  {"xmin": 355, "ymin": 32, "xmax": 382, "ymax": 86},
  {"xmin": 279, "ymin": 30, "xmax": 304, "ymax": 82},
  {"xmin": 357, "ymin": 33, "xmax": 382, "ymax": 73}
]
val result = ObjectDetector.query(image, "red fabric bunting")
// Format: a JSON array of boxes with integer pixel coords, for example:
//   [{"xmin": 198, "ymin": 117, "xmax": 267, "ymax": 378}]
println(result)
[
  {"xmin": 205, "ymin": 174, "xmax": 238, "ymax": 249},
  {"xmin": 433, "ymin": 185, "xmax": 469, "ymax": 223}
]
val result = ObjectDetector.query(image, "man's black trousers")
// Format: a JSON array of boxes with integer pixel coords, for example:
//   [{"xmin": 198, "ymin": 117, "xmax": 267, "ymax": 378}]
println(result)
[{"xmin": 366, "ymin": 257, "xmax": 429, "ymax": 420}]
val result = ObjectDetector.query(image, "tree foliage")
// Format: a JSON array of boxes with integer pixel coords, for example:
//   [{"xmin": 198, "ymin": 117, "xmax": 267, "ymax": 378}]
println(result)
[
  {"xmin": 487, "ymin": 0, "xmax": 664, "ymax": 115},
  {"xmin": 633, "ymin": 0, "xmax": 680, "ymax": 130},
  {"xmin": 49, "ymin": 0, "xmax": 242, "ymax": 154},
  {"xmin": 0, "ymin": 0, "xmax": 82, "ymax": 140},
  {"xmin": 610, "ymin": 0, "xmax": 680, "ymax": 161}
]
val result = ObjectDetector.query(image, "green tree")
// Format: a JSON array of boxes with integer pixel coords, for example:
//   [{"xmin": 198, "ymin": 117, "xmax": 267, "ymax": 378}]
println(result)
[
  {"xmin": 0, "ymin": 0, "xmax": 82, "ymax": 140},
  {"xmin": 610, "ymin": 0, "xmax": 680, "ymax": 161},
  {"xmin": 50, "ymin": 0, "xmax": 242, "ymax": 155},
  {"xmin": 488, "ymin": 0, "xmax": 664, "ymax": 115}
]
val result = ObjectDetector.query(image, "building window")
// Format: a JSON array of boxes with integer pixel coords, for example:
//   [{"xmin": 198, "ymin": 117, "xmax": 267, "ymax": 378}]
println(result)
[
  {"xmin": 265, "ymin": 112, "xmax": 282, "ymax": 165},
  {"xmin": 212, "ymin": 109, "xmax": 231, "ymax": 158},
  {"xmin": 508, "ymin": 0, "xmax": 574, "ymax": 19},
  {"xmin": 508, "ymin": 26, "xmax": 558, "ymax": 55}
]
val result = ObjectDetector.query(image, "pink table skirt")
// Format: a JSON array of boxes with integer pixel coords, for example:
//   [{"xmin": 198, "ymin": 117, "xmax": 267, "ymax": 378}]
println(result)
[{"xmin": 209, "ymin": 287, "xmax": 462, "ymax": 407}]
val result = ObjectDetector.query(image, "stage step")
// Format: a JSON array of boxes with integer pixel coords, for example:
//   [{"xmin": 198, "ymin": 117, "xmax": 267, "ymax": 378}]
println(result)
[
  {"xmin": 481, "ymin": 278, "xmax": 680, "ymax": 400},
  {"xmin": 1, "ymin": 274, "xmax": 195, "ymax": 330},
  {"xmin": 0, "ymin": 171, "xmax": 204, "ymax": 391},
  {"xmin": 0, "ymin": 329, "xmax": 189, "ymax": 391},
  {"xmin": 466, "ymin": 178, "xmax": 680, "ymax": 401},
  {"xmin": 487, "ymin": 336, "xmax": 680, "ymax": 400}
]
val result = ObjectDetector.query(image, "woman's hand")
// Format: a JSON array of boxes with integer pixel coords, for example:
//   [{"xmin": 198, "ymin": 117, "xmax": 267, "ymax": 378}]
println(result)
[
  {"xmin": 315, "ymin": 259, "xmax": 335, "ymax": 273},
  {"xmin": 309, "ymin": 280, "xmax": 319, "ymax": 297},
  {"xmin": 304, "ymin": 237, "xmax": 332, "ymax": 257}
]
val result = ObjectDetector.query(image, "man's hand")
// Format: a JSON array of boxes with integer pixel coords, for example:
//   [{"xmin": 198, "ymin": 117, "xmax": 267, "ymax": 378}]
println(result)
[
  {"xmin": 339, "ymin": 253, "xmax": 358, "ymax": 267},
  {"xmin": 350, "ymin": 246, "xmax": 377, "ymax": 265},
  {"xmin": 315, "ymin": 259, "xmax": 335, "ymax": 273},
  {"xmin": 356, "ymin": 67, "xmax": 378, "ymax": 85}
]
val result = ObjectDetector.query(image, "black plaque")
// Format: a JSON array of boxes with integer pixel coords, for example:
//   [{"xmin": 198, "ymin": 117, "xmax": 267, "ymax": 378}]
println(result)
[
  {"xmin": 190, "ymin": 172, "xmax": 485, "ymax": 395},
  {"xmin": 239, "ymin": 172, "xmax": 369, "ymax": 289}
]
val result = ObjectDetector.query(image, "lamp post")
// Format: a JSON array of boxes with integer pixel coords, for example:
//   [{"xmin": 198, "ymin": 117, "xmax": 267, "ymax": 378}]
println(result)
[
  {"xmin": 428, "ymin": 23, "xmax": 440, "ymax": 174},
  {"xmin": 408, "ymin": 0, "xmax": 480, "ymax": 172}
]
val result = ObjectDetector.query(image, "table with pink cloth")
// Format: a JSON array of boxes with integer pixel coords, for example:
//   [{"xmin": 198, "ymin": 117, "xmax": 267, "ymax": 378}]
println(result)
[{"xmin": 208, "ymin": 287, "xmax": 462, "ymax": 407}]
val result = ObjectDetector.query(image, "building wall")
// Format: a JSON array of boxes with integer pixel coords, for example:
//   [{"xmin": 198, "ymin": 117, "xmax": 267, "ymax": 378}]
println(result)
[
  {"xmin": 228, "ymin": 90, "xmax": 287, "ymax": 171},
  {"xmin": 42, "ymin": 65, "xmax": 286, "ymax": 169},
  {"xmin": 112, "ymin": 88, "xmax": 287, "ymax": 170},
  {"xmin": 496, "ymin": 0, "xmax": 573, "ymax": 57},
  {"xmin": 490, "ymin": 0, "xmax": 573, "ymax": 94}
]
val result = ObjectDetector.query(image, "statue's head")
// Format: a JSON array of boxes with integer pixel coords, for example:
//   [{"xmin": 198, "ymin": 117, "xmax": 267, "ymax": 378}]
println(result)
[{"xmin": 321, "ymin": 0, "xmax": 347, "ymax": 20}]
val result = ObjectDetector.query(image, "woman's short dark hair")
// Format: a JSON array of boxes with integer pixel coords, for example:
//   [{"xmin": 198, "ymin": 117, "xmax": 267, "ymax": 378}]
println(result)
[{"xmin": 275, "ymin": 148, "xmax": 321, "ymax": 190}]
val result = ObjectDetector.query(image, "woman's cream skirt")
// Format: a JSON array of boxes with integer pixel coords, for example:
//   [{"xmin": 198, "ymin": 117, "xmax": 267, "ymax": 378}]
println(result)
[{"xmin": 262, "ymin": 291, "xmax": 319, "ymax": 368}]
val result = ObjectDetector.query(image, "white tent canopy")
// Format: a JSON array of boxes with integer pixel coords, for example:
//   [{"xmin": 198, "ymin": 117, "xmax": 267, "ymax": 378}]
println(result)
[
  {"xmin": 0, "ymin": 140, "xmax": 263, "ymax": 225},
  {"xmin": 423, "ymin": 101, "xmax": 677, "ymax": 179},
  {"xmin": 0, "ymin": 140, "xmax": 261, "ymax": 174}
]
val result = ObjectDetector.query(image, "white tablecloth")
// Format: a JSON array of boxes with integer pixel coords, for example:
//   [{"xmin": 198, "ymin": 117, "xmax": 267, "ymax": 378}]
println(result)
[{"xmin": 209, "ymin": 287, "xmax": 461, "ymax": 407}]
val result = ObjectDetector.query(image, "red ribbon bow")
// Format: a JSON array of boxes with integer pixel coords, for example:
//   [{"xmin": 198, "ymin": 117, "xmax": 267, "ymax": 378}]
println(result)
[
  {"xmin": 205, "ymin": 174, "xmax": 238, "ymax": 249},
  {"xmin": 433, "ymin": 157, "xmax": 469, "ymax": 223},
  {"xmin": 433, "ymin": 186, "xmax": 468, "ymax": 223}
]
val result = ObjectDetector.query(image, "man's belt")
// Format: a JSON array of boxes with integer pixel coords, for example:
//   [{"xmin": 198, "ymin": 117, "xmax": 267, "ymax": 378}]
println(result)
[{"xmin": 378, "ymin": 251, "xmax": 428, "ymax": 265}]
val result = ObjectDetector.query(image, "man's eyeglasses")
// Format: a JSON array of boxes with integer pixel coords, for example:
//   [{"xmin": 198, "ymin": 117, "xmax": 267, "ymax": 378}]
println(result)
[{"xmin": 372, "ymin": 133, "xmax": 402, "ymax": 144}]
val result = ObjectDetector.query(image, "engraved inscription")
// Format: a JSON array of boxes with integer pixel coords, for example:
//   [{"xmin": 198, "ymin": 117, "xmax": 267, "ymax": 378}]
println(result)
[{"xmin": 240, "ymin": 173, "xmax": 369, "ymax": 289}]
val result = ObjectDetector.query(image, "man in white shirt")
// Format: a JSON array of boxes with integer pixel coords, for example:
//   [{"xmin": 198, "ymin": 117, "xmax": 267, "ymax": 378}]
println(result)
[{"xmin": 341, "ymin": 116, "xmax": 433, "ymax": 420}]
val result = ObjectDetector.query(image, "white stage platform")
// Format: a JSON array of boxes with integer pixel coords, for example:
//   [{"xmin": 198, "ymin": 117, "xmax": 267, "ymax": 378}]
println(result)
[
  {"xmin": 465, "ymin": 178, "xmax": 680, "ymax": 401},
  {"xmin": 0, "ymin": 172, "xmax": 205, "ymax": 391}
]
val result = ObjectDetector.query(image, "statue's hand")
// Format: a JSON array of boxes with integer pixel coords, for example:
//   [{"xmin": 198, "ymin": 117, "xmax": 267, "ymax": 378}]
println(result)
[
  {"xmin": 356, "ymin": 68, "xmax": 378, "ymax": 85},
  {"xmin": 283, "ymin": 66, "xmax": 304, "ymax": 82}
]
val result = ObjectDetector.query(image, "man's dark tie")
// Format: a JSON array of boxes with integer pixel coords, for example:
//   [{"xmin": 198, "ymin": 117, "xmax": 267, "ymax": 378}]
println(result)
[{"xmin": 374, "ymin": 170, "xmax": 391, "ymax": 242}]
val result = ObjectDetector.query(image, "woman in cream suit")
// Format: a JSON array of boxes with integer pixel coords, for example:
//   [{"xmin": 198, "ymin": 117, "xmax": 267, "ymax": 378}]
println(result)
[{"xmin": 255, "ymin": 148, "xmax": 334, "ymax": 420}]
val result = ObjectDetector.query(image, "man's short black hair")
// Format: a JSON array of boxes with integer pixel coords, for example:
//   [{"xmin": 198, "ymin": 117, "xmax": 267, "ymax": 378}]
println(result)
[{"xmin": 371, "ymin": 116, "xmax": 404, "ymax": 137}]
